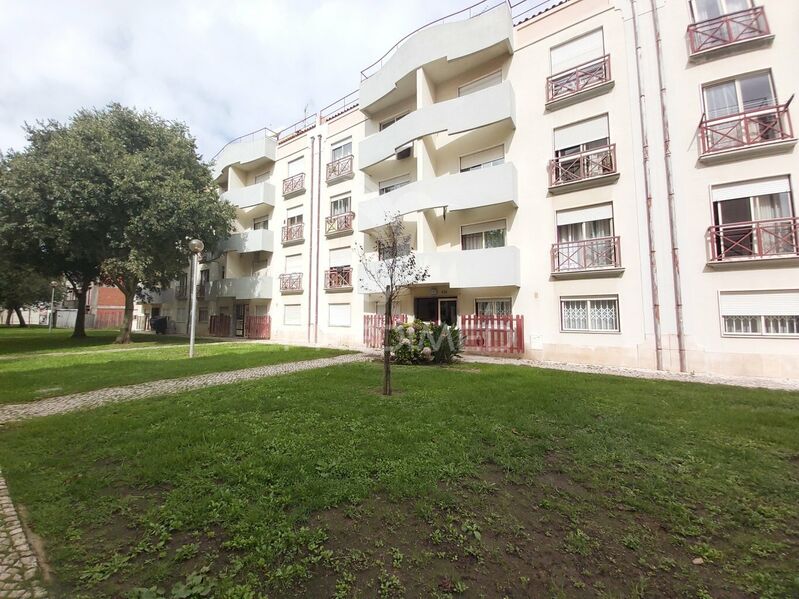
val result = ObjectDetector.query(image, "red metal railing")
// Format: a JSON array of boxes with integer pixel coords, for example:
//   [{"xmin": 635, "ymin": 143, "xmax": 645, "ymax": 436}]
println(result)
[
  {"xmin": 363, "ymin": 313, "xmax": 408, "ymax": 349},
  {"xmin": 279, "ymin": 272, "xmax": 303, "ymax": 293},
  {"xmin": 324, "ymin": 267, "xmax": 353, "ymax": 290},
  {"xmin": 460, "ymin": 314, "xmax": 524, "ymax": 354},
  {"xmin": 245, "ymin": 315, "xmax": 271, "ymax": 340},
  {"xmin": 551, "ymin": 236, "xmax": 621, "ymax": 272},
  {"xmin": 325, "ymin": 212, "xmax": 355, "ymax": 235},
  {"xmin": 282, "ymin": 173, "xmax": 305, "ymax": 196},
  {"xmin": 688, "ymin": 6, "xmax": 770, "ymax": 55},
  {"xmin": 707, "ymin": 217, "xmax": 799, "ymax": 262},
  {"xmin": 546, "ymin": 55, "xmax": 611, "ymax": 103},
  {"xmin": 699, "ymin": 98, "xmax": 794, "ymax": 155},
  {"xmin": 550, "ymin": 145, "xmax": 617, "ymax": 187},
  {"xmin": 281, "ymin": 223, "xmax": 304, "ymax": 244},
  {"xmin": 209, "ymin": 314, "xmax": 231, "ymax": 337},
  {"xmin": 326, "ymin": 155, "xmax": 354, "ymax": 182}
]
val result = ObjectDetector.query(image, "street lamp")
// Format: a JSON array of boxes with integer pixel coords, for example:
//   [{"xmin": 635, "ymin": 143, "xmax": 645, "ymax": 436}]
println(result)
[
  {"xmin": 188, "ymin": 239, "xmax": 205, "ymax": 358},
  {"xmin": 48, "ymin": 281, "xmax": 58, "ymax": 333}
]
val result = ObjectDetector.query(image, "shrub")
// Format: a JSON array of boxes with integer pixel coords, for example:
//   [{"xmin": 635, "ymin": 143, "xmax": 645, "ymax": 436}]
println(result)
[{"xmin": 389, "ymin": 320, "xmax": 462, "ymax": 365}]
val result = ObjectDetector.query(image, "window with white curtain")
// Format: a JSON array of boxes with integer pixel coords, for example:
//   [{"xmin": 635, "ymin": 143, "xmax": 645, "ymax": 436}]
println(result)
[
  {"xmin": 561, "ymin": 297, "xmax": 619, "ymax": 332},
  {"xmin": 460, "ymin": 145, "xmax": 504, "ymax": 172},
  {"xmin": 328, "ymin": 303, "xmax": 351, "ymax": 327},
  {"xmin": 287, "ymin": 157, "xmax": 303, "ymax": 177},
  {"xmin": 703, "ymin": 72, "xmax": 775, "ymax": 119},
  {"xmin": 286, "ymin": 205, "xmax": 303, "ymax": 227},
  {"xmin": 475, "ymin": 298, "xmax": 512, "ymax": 316},
  {"xmin": 458, "ymin": 71, "xmax": 502, "ymax": 97},
  {"xmin": 330, "ymin": 195, "xmax": 351, "ymax": 216},
  {"xmin": 550, "ymin": 29, "xmax": 604, "ymax": 74},
  {"xmin": 719, "ymin": 290, "xmax": 799, "ymax": 336},
  {"xmin": 331, "ymin": 139, "xmax": 352, "ymax": 161},
  {"xmin": 284, "ymin": 304, "xmax": 301, "ymax": 326},
  {"xmin": 253, "ymin": 216, "xmax": 269, "ymax": 230},
  {"xmin": 461, "ymin": 220, "xmax": 506, "ymax": 250},
  {"xmin": 555, "ymin": 204, "xmax": 615, "ymax": 270},
  {"xmin": 692, "ymin": 0, "xmax": 751, "ymax": 22},
  {"xmin": 379, "ymin": 174, "xmax": 411, "ymax": 195}
]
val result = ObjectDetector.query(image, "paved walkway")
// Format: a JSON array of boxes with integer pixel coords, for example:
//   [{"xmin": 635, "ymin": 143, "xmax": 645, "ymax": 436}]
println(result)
[{"xmin": 0, "ymin": 474, "xmax": 47, "ymax": 598}]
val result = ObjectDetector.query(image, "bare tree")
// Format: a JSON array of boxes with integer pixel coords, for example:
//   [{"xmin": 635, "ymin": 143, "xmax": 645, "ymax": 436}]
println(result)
[{"xmin": 358, "ymin": 214, "xmax": 429, "ymax": 396}]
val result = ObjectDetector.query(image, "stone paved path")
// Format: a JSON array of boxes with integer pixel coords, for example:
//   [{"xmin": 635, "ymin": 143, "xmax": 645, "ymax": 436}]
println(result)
[{"xmin": 0, "ymin": 474, "xmax": 47, "ymax": 598}]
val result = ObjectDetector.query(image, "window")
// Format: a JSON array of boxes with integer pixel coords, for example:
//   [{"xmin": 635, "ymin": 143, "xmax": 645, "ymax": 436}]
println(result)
[
  {"xmin": 284, "ymin": 304, "xmax": 301, "ymax": 326},
  {"xmin": 329, "ymin": 303, "xmax": 351, "ymax": 327},
  {"xmin": 286, "ymin": 205, "xmax": 303, "ymax": 227},
  {"xmin": 253, "ymin": 216, "xmax": 269, "ymax": 230},
  {"xmin": 554, "ymin": 115, "xmax": 610, "ymax": 157},
  {"xmin": 254, "ymin": 170, "xmax": 271, "ymax": 184},
  {"xmin": 198, "ymin": 307, "xmax": 209, "ymax": 323},
  {"xmin": 555, "ymin": 204, "xmax": 616, "ymax": 270},
  {"xmin": 285, "ymin": 253, "xmax": 302, "ymax": 273},
  {"xmin": 329, "ymin": 247, "xmax": 351, "ymax": 269},
  {"xmin": 331, "ymin": 139, "xmax": 352, "ymax": 162},
  {"xmin": 550, "ymin": 29, "xmax": 604, "ymax": 75},
  {"xmin": 475, "ymin": 298, "xmax": 512, "ymax": 316},
  {"xmin": 692, "ymin": 0, "xmax": 750, "ymax": 22},
  {"xmin": 703, "ymin": 72, "xmax": 775, "ymax": 119},
  {"xmin": 378, "ymin": 239, "xmax": 411, "ymax": 261},
  {"xmin": 458, "ymin": 71, "xmax": 502, "ymax": 97},
  {"xmin": 380, "ymin": 112, "xmax": 408, "ymax": 131},
  {"xmin": 287, "ymin": 157, "xmax": 303, "ymax": 177},
  {"xmin": 720, "ymin": 291, "xmax": 799, "ymax": 336},
  {"xmin": 200, "ymin": 269, "xmax": 210, "ymax": 284},
  {"xmin": 460, "ymin": 145, "xmax": 504, "ymax": 172},
  {"xmin": 552, "ymin": 115, "xmax": 613, "ymax": 182},
  {"xmin": 379, "ymin": 174, "xmax": 411, "ymax": 195},
  {"xmin": 176, "ymin": 307, "xmax": 187, "ymax": 323},
  {"xmin": 461, "ymin": 220, "xmax": 506, "ymax": 250},
  {"xmin": 330, "ymin": 195, "xmax": 351, "ymax": 216},
  {"xmin": 561, "ymin": 297, "xmax": 619, "ymax": 332},
  {"xmin": 178, "ymin": 273, "xmax": 187, "ymax": 290}
]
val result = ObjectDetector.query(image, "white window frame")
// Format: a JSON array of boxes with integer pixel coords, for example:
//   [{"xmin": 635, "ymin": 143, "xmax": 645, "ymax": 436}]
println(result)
[
  {"xmin": 284, "ymin": 253, "xmax": 302, "ymax": 273},
  {"xmin": 460, "ymin": 219, "xmax": 507, "ymax": 251},
  {"xmin": 286, "ymin": 205, "xmax": 303, "ymax": 227},
  {"xmin": 330, "ymin": 195, "xmax": 351, "ymax": 216},
  {"xmin": 458, "ymin": 70, "xmax": 502, "ymax": 97},
  {"xmin": 560, "ymin": 296, "xmax": 620, "ymax": 333},
  {"xmin": 253, "ymin": 216, "xmax": 269, "ymax": 230},
  {"xmin": 379, "ymin": 174, "xmax": 411, "ymax": 195},
  {"xmin": 331, "ymin": 138, "xmax": 353, "ymax": 162},
  {"xmin": 328, "ymin": 303, "xmax": 351, "ymax": 328},
  {"xmin": 719, "ymin": 290, "xmax": 799, "ymax": 338},
  {"xmin": 702, "ymin": 71, "xmax": 776, "ymax": 119},
  {"xmin": 284, "ymin": 304, "xmax": 302, "ymax": 326},
  {"xmin": 549, "ymin": 28, "xmax": 605, "ymax": 76},
  {"xmin": 379, "ymin": 111, "xmax": 409, "ymax": 131},
  {"xmin": 459, "ymin": 145, "xmax": 505, "ymax": 172},
  {"xmin": 475, "ymin": 298, "xmax": 512, "ymax": 316},
  {"xmin": 287, "ymin": 157, "xmax": 304, "ymax": 177},
  {"xmin": 690, "ymin": 0, "xmax": 753, "ymax": 23}
]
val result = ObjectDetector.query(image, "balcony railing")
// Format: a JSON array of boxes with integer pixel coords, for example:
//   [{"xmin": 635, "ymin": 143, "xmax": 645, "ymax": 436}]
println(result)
[
  {"xmin": 326, "ymin": 154, "xmax": 354, "ymax": 183},
  {"xmin": 699, "ymin": 100, "xmax": 794, "ymax": 156},
  {"xmin": 551, "ymin": 237, "xmax": 622, "ymax": 273},
  {"xmin": 325, "ymin": 212, "xmax": 355, "ymax": 236},
  {"xmin": 279, "ymin": 272, "xmax": 303, "ymax": 293},
  {"xmin": 281, "ymin": 223, "xmax": 304, "ymax": 244},
  {"xmin": 707, "ymin": 217, "xmax": 799, "ymax": 262},
  {"xmin": 324, "ymin": 267, "xmax": 353, "ymax": 291},
  {"xmin": 282, "ymin": 173, "xmax": 305, "ymax": 197},
  {"xmin": 546, "ymin": 55, "xmax": 611, "ymax": 104},
  {"xmin": 688, "ymin": 6, "xmax": 771, "ymax": 56},
  {"xmin": 550, "ymin": 145, "xmax": 617, "ymax": 188}
]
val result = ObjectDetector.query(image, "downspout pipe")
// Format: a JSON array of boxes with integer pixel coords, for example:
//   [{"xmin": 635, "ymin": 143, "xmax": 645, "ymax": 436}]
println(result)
[
  {"xmin": 649, "ymin": 0, "xmax": 688, "ymax": 373},
  {"xmin": 314, "ymin": 133, "xmax": 322, "ymax": 344},
  {"xmin": 307, "ymin": 135, "xmax": 315, "ymax": 343},
  {"xmin": 630, "ymin": 0, "xmax": 664, "ymax": 371}
]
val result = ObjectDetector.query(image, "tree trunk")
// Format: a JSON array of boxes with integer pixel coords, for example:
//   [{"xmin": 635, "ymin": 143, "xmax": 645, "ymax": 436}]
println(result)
[
  {"xmin": 71, "ymin": 276, "xmax": 92, "ymax": 339},
  {"xmin": 382, "ymin": 287, "xmax": 392, "ymax": 396},
  {"xmin": 115, "ymin": 288, "xmax": 135, "ymax": 344},
  {"xmin": 4, "ymin": 310, "xmax": 11, "ymax": 325},
  {"xmin": 14, "ymin": 306, "xmax": 26, "ymax": 327}
]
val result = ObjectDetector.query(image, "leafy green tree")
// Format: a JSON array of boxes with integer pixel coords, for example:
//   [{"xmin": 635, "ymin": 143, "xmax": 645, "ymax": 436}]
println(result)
[{"xmin": 0, "ymin": 259, "xmax": 55, "ymax": 326}]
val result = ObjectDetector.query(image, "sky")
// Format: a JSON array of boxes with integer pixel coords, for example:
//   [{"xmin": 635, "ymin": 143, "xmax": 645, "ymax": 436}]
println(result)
[{"xmin": 0, "ymin": 0, "xmax": 559, "ymax": 160}]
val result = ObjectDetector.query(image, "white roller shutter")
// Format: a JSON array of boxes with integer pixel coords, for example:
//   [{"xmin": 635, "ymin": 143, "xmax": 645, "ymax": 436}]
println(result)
[
  {"xmin": 550, "ymin": 29, "xmax": 604, "ymax": 74},
  {"xmin": 712, "ymin": 176, "xmax": 791, "ymax": 202},
  {"xmin": 461, "ymin": 219, "xmax": 506, "ymax": 235},
  {"xmin": 719, "ymin": 291, "xmax": 799, "ymax": 316},
  {"xmin": 556, "ymin": 203, "xmax": 613, "ymax": 226},
  {"xmin": 329, "ymin": 303, "xmax": 351, "ymax": 327},
  {"xmin": 460, "ymin": 145, "xmax": 505, "ymax": 170},
  {"xmin": 287, "ymin": 157, "xmax": 303, "ymax": 176},
  {"xmin": 554, "ymin": 115, "xmax": 609, "ymax": 150},
  {"xmin": 458, "ymin": 71, "xmax": 502, "ymax": 97},
  {"xmin": 285, "ymin": 253, "xmax": 302, "ymax": 272},
  {"xmin": 329, "ymin": 247, "xmax": 351, "ymax": 268},
  {"xmin": 287, "ymin": 205, "xmax": 303, "ymax": 218},
  {"xmin": 284, "ymin": 304, "xmax": 301, "ymax": 325}
]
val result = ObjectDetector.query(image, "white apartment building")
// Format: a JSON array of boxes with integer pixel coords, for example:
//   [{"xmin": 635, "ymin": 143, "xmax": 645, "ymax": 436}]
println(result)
[{"xmin": 144, "ymin": 0, "xmax": 799, "ymax": 380}]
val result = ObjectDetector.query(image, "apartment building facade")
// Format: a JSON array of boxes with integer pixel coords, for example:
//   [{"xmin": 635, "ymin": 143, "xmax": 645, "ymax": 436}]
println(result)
[{"xmin": 144, "ymin": 0, "xmax": 799, "ymax": 380}]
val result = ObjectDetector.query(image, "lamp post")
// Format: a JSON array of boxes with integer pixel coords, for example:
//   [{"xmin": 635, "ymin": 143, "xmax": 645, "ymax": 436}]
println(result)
[
  {"xmin": 48, "ymin": 281, "xmax": 58, "ymax": 333},
  {"xmin": 188, "ymin": 239, "xmax": 205, "ymax": 358}
]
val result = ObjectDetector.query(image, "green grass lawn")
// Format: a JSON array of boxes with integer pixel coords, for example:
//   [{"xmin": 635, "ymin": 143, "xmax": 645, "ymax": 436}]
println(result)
[
  {"xmin": 0, "ymin": 326, "xmax": 209, "ymax": 356},
  {"xmin": 0, "ymin": 342, "xmax": 349, "ymax": 404},
  {"xmin": 0, "ymin": 362, "xmax": 796, "ymax": 598}
]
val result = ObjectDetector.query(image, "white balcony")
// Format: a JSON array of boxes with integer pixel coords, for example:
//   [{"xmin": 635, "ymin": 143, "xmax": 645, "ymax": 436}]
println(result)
[
  {"xmin": 360, "ymin": 245, "xmax": 520, "ymax": 293},
  {"xmin": 359, "ymin": 2, "xmax": 513, "ymax": 114},
  {"xmin": 219, "ymin": 229, "xmax": 274, "ymax": 254},
  {"xmin": 145, "ymin": 288, "xmax": 176, "ymax": 304},
  {"xmin": 358, "ymin": 162, "xmax": 518, "ymax": 231},
  {"xmin": 212, "ymin": 131, "xmax": 277, "ymax": 179},
  {"xmin": 359, "ymin": 81, "xmax": 515, "ymax": 169},
  {"xmin": 221, "ymin": 181, "xmax": 276, "ymax": 209},
  {"xmin": 210, "ymin": 276, "xmax": 273, "ymax": 300}
]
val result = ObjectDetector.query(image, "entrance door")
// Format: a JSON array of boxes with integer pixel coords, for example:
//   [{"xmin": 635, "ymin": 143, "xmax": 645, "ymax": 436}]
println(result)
[
  {"xmin": 235, "ymin": 303, "xmax": 248, "ymax": 337},
  {"xmin": 438, "ymin": 299, "xmax": 458, "ymax": 326},
  {"xmin": 414, "ymin": 298, "xmax": 438, "ymax": 322}
]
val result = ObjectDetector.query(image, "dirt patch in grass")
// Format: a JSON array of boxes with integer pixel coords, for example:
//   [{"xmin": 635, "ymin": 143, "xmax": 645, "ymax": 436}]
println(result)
[{"xmin": 299, "ymin": 463, "xmax": 751, "ymax": 598}]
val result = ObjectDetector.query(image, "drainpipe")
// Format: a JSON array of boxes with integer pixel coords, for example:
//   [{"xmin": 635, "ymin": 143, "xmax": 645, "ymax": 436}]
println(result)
[
  {"xmin": 314, "ymin": 132, "xmax": 323, "ymax": 344},
  {"xmin": 307, "ymin": 135, "xmax": 316, "ymax": 343},
  {"xmin": 630, "ymin": 0, "xmax": 664, "ymax": 371},
  {"xmin": 649, "ymin": 0, "xmax": 687, "ymax": 373}
]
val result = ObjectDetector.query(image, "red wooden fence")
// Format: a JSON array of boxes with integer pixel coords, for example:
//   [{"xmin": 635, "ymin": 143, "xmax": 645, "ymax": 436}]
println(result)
[
  {"xmin": 208, "ymin": 314, "xmax": 231, "ymax": 337},
  {"xmin": 93, "ymin": 309, "xmax": 126, "ymax": 329},
  {"xmin": 363, "ymin": 313, "xmax": 408, "ymax": 349},
  {"xmin": 245, "ymin": 315, "xmax": 271, "ymax": 340},
  {"xmin": 460, "ymin": 314, "xmax": 524, "ymax": 354}
]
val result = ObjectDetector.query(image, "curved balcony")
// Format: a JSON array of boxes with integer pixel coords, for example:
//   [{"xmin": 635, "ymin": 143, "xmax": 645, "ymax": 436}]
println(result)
[
  {"xmin": 221, "ymin": 181, "xmax": 275, "ymax": 209},
  {"xmin": 706, "ymin": 218, "xmax": 799, "ymax": 267},
  {"xmin": 212, "ymin": 128, "xmax": 278, "ymax": 180},
  {"xmin": 359, "ymin": 80, "xmax": 515, "ymax": 169},
  {"xmin": 358, "ymin": 162, "xmax": 517, "ymax": 231},
  {"xmin": 219, "ymin": 229, "xmax": 274, "ymax": 254},
  {"xmin": 688, "ymin": 6, "xmax": 773, "ymax": 61},
  {"xmin": 359, "ymin": 1, "xmax": 513, "ymax": 113},
  {"xmin": 209, "ymin": 276, "xmax": 273, "ymax": 300}
]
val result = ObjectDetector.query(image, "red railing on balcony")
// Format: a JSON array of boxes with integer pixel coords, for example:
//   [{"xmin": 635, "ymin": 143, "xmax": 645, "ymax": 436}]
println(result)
[
  {"xmin": 550, "ymin": 145, "xmax": 617, "ymax": 187},
  {"xmin": 707, "ymin": 217, "xmax": 799, "ymax": 262},
  {"xmin": 281, "ymin": 223, "xmax": 304, "ymax": 244},
  {"xmin": 699, "ymin": 99, "xmax": 794, "ymax": 155},
  {"xmin": 209, "ymin": 314, "xmax": 231, "ymax": 337},
  {"xmin": 363, "ymin": 313, "xmax": 409, "ymax": 349},
  {"xmin": 688, "ymin": 6, "xmax": 770, "ymax": 56},
  {"xmin": 245, "ymin": 315, "xmax": 271, "ymax": 340},
  {"xmin": 282, "ymin": 173, "xmax": 305, "ymax": 196},
  {"xmin": 460, "ymin": 314, "xmax": 524, "ymax": 354},
  {"xmin": 546, "ymin": 55, "xmax": 611, "ymax": 103},
  {"xmin": 324, "ymin": 267, "xmax": 353, "ymax": 290},
  {"xmin": 325, "ymin": 212, "xmax": 355, "ymax": 236},
  {"xmin": 551, "ymin": 236, "xmax": 622, "ymax": 273},
  {"xmin": 279, "ymin": 272, "xmax": 303, "ymax": 292},
  {"xmin": 326, "ymin": 155, "xmax": 354, "ymax": 182}
]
